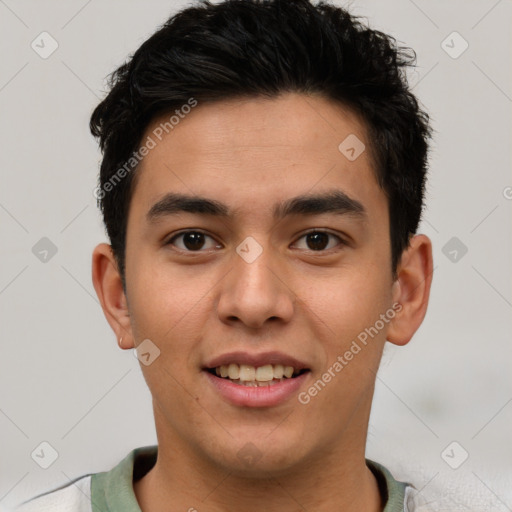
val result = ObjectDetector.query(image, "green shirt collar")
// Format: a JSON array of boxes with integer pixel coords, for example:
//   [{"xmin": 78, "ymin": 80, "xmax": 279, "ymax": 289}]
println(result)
[
  {"xmin": 91, "ymin": 445, "xmax": 156, "ymax": 512},
  {"xmin": 366, "ymin": 459, "xmax": 408, "ymax": 512},
  {"xmin": 91, "ymin": 445, "xmax": 408, "ymax": 512}
]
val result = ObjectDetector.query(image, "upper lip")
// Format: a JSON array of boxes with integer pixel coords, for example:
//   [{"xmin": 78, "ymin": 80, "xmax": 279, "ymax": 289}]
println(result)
[{"xmin": 204, "ymin": 351, "xmax": 310, "ymax": 370}]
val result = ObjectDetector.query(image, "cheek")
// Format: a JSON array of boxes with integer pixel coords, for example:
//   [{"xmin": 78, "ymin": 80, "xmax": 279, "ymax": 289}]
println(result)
[
  {"xmin": 126, "ymin": 249, "xmax": 206, "ymax": 339},
  {"xmin": 299, "ymin": 274, "xmax": 390, "ymax": 415},
  {"xmin": 307, "ymin": 263, "xmax": 391, "ymax": 340},
  {"xmin": 125, "ymin": 254, "xmax": 217, "ymax": 390}
]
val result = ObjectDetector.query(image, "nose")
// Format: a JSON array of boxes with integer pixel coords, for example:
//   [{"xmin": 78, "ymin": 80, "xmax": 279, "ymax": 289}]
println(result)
[{"xmin": 216, "ymin": 241, "xmax": 295, "ymax": 329}]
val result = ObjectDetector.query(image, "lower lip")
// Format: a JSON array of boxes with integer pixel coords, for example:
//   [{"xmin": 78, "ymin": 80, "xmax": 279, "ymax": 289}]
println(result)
[{"xmin": 203, "ymin": 370, "xmax": 310, "ymax": 408}]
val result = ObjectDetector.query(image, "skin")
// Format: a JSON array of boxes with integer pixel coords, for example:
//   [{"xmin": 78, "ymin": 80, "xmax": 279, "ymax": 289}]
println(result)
[{"xmin": 92, "ymin": 92, "xmax": 433, "ymax": 512}]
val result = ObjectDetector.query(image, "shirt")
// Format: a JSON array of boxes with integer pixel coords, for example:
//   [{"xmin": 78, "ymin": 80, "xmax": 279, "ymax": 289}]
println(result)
[{"xmin": 15, "ymin": 445, "xmax": 425, "ymax": 511}]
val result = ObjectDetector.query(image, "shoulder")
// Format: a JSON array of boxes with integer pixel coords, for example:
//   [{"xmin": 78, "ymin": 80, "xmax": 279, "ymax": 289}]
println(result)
[
  {"xmin": 14, "ymin": 474, "xmax": 93, "ymax": 512},
  {"xmin": 404, "ymin": 485, "xmax": 442, "ymax": 511},
  {"xmin": 13, "ymin": 445, "xmax": 157, "ymax": 512},
  {"xmin": 366, "ymin": 458, "xmax": 439, "ymax": 512}
]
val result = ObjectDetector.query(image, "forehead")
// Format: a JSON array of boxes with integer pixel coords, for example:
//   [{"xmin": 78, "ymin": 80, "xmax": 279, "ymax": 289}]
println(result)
[{"xmin": 130, "ymin": 93, "xmax": 386, "ymax": 225}]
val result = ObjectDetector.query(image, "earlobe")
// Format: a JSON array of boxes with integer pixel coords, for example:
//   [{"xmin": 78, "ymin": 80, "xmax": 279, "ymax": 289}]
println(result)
[
  {"xmin": 91, "ymin": 243, "xmax": 134, "ymax": 349},
  {"xmin": 386, "ymin": 234, "xmax": 433, "ymax": 346}
]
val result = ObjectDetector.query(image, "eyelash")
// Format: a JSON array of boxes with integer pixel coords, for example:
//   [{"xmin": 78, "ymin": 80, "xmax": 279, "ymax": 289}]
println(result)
[{"xmin": 165, "ymin": 229, "xmax": 347, "ymax": 253}]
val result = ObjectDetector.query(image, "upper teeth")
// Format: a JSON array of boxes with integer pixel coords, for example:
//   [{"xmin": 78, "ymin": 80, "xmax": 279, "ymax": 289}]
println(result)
[{"xmin": 215, "ymin": 364, "xmax": 296, "ymax": 381}]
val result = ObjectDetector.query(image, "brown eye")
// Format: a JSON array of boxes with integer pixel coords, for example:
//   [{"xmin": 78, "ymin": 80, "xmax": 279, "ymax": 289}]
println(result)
[
  {"xmin": 167, "ymin": 231, "xmax": 220, "ymax": 252},
  {"xmin": 294, "ymin": 230, "xmax": 345, "ymax": 252}
]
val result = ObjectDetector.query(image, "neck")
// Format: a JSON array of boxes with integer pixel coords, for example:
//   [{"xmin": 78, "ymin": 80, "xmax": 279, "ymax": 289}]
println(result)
[{"xmin": 134, "ymin": 423, "xmax": 383, "ymax": 512}]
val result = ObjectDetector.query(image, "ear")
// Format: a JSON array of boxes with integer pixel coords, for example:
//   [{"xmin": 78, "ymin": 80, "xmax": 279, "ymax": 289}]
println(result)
[
  {"xmin": 386, "ymin": 234, "xmax": 433, "ymax": 346},
  {"xmin": 92, "ymin": 243, "xmax": 134, "ymax": 349}
]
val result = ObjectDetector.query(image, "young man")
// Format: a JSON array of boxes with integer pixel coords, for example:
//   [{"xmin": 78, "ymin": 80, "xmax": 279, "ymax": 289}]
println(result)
[{"xmin": 17, "ymin": 0, "xmax": 433, "ymax": 510}]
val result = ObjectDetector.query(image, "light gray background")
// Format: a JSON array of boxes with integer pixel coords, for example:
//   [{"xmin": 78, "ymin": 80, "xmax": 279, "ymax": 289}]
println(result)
[{"xmin": 1, "ymin": 1, "xmax": 511, "ymax": 511}]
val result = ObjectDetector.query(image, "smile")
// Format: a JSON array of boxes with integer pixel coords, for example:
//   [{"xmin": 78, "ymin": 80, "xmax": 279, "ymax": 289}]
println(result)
[{"xmin": 208, "ymin": 363, "xmax": 307, "ymax": 387}]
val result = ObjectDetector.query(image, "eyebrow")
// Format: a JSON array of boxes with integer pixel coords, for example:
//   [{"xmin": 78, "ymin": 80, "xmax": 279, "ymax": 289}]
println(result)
[{"xmin": 146, "ymin": 190, "xmax": 367, "ymax": 222}]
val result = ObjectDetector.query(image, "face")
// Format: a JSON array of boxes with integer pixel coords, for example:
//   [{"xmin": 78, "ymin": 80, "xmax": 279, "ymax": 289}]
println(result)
[{"xmin": 119, "ymin": 93, "xmax": 401, "ymax": 474}]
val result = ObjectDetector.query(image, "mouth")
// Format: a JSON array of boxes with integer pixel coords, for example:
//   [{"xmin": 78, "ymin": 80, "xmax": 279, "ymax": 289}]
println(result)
[
  {"xmin": 205, "ymin": 364, "xmax": 310, "ymax": 387},
  {"xmin": 202, "ymin": 352, "xmax": 312, "ymax": 407}
]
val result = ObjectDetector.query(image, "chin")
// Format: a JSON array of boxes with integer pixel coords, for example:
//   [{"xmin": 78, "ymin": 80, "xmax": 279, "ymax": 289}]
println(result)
[{"xmin": 201, "ymin": 432, "xmax": 311, "ymax": 477}]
